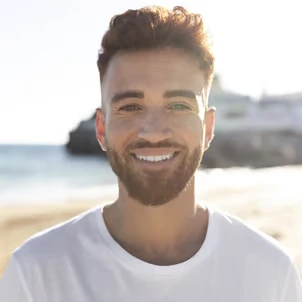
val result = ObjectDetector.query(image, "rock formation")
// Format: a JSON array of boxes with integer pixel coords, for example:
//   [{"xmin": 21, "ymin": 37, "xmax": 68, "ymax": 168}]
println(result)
[{"xmin": 66, "ymin": 118, "xmax": 302, "ymax": 168}]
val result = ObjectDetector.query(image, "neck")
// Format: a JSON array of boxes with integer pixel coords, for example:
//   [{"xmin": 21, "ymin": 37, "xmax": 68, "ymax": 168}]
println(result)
[{"xmin": 103, "ymin": 177, "xmax": 209, "ymax": 265}]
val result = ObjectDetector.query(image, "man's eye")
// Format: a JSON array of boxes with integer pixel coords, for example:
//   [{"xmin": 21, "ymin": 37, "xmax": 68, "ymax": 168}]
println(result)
[
  {"xmin": 119, "ymin": 105, "xmax": 141, "ymax": 112},
  {"xmin": 170, "ymin": 103, "xmax": 191, "ymax": 110}
]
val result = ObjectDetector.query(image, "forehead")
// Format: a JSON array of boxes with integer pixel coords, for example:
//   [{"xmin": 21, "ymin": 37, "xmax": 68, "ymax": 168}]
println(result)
[{"xmin": 102, "ymin": 48, "xmax": 206, "ymax": 101}]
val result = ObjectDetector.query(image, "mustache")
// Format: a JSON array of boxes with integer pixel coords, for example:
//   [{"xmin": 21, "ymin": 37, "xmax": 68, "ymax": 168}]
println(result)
[{"xmin": 126, "ymin": 139, "xmax": 185, "ymax": 151}]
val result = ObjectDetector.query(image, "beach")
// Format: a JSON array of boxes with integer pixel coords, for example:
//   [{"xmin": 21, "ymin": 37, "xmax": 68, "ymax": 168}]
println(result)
[{"xmin": 1, "ymin": 165, "xmax": 301, "ymax": 276}]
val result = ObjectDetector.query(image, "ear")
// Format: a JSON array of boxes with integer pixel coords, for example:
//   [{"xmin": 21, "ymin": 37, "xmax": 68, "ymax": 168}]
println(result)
[
  {"xmin": 95, "ymin": 108, "xmax": 107, "ymax": 152},
  {"xmin": 203, "ymin": 107, "xmax": 216, "ymax": 151}
]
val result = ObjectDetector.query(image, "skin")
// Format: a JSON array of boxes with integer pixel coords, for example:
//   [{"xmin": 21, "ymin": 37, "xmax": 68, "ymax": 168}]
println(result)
[{"xmin": 96, "ymin": 48, "xmax": 215, "ymax": 265}]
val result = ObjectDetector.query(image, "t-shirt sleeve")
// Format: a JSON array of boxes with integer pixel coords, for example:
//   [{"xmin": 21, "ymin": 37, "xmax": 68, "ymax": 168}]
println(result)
[
  {"xmin": 0, "ymin": 255, "xmax": 32, "ymax": 302},
  {"xmin": 280, "ymin": 262, "xmax": 302, "ymax": 302}
]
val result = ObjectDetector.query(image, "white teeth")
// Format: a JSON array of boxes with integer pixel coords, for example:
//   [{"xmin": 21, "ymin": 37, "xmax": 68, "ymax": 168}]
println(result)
[{"xmin": 135, "ymin": 153, "xmax": 174, "ymax": 162}]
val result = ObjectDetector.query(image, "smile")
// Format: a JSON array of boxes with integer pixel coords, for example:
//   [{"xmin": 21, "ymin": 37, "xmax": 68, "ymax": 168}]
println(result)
[{"xmin": 135, "ymin": 153, "xmax": 175, "ymax": 162}]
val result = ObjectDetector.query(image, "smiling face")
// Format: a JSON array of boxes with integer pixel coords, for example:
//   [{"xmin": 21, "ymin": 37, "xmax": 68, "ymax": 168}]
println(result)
[{"xmin": 96, "ymin": 48, "xmax": 215, "ymax": 206}]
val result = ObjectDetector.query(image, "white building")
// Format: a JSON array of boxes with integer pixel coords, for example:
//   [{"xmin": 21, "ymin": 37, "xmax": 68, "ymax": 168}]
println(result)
[
  {"xmin": 259, "ymin": 93, "xmax": 302, "ymax": 132},
  {"xmin": 208, "ymin": 90, "xmax": 302, "ymax": 133}
]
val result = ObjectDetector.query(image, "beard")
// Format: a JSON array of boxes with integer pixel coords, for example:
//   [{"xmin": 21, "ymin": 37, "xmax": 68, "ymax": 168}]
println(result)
[{"xmin": 105, "ymin": 138, "xmax": 203, "ymax": 207}]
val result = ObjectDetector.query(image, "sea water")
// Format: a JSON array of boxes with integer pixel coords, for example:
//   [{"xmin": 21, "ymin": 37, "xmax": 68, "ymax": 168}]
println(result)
[
  {"xmin": 0, "ymin": 144, "xmax": 301, "ymax": 205},
  {"xmin": 0, "ymin": 145, "xmax": 118, "ymax": 204}
]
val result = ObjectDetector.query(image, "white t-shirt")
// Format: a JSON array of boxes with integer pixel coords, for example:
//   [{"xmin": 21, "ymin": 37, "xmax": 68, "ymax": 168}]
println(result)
[{"xmin": 0, "ymin": 205, "xmax": 301, "ymax": 302}]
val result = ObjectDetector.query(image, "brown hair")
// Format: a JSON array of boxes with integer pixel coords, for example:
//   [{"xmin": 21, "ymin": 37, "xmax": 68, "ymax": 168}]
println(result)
[{"xmin": 97, "ymin": 6, "xmax": 215, "ymax": 85}]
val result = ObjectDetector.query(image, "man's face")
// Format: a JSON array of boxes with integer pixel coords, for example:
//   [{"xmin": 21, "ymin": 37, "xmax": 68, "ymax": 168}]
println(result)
[{"xmin": 96, "ymin": 48, "xmax": 215, "ymax": 206}]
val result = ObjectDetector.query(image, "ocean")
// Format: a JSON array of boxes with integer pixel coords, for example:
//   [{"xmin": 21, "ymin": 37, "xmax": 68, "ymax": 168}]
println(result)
[
  {"xmin": 1, "ymin": 144, "xmax": 302, "ymax": 205},
  {"xmin": 0, "ymin": 145, "xmax": 118, "ymax": 204}
]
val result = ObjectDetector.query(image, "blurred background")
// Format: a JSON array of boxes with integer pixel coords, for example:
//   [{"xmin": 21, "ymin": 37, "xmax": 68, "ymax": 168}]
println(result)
[{"xmin": 0, "ymin": 0, "xmax": 301, "ymax": 276}]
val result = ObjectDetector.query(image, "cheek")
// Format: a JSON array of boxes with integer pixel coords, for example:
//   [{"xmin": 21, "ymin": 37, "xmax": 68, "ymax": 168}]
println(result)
[
  {"xmin": 105, "ymin": 118, "xmax": 137, "ymax": 151},
  {"xmin": 172, "ymin": 114, "xmax": 203, "ymax": 138}
]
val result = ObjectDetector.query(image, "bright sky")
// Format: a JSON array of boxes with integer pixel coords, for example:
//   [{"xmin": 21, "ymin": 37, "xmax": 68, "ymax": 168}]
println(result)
[{"xmin": 0, "ymin": 0, "xmax": 301, "ymax": 144}]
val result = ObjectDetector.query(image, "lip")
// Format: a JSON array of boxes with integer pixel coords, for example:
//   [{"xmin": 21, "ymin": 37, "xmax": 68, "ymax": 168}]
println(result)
[{"xmin": 131, "ymin": 151, "xmax": 180, "ymax": 171}]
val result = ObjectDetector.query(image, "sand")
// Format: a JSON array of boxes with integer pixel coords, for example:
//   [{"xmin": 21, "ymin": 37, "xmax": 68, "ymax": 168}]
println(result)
[{"xmin": 0, "ymin": 166, "xmax": 301, "ymax": 277}]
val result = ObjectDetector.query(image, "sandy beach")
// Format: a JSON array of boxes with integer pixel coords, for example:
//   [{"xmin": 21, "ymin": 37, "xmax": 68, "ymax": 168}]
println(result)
[{"xmin": 0, "ymin": 166, "xmax": 301, "ymax": 277}]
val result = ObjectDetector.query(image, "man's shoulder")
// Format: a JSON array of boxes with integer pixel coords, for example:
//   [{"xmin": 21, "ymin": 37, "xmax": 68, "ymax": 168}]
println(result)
[
  {"xmin": 13, "ymin": 205, "xmax": 103, "ymax": 263},
  {"xmin": 212, "ymin": 209, "xmax": 293, "ymax": 267},
  {"xmin": 211, "ymin": 209, "xmax": 301, "ymax": 299}
]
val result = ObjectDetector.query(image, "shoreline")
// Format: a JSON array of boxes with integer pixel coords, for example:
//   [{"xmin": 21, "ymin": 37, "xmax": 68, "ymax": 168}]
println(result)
[{"xmin": 1, "ymin": 165, "xmax": 301, "ymax": 205}]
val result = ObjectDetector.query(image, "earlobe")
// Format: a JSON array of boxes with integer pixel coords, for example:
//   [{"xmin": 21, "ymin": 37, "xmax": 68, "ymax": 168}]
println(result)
[{"xmin": 95, "ymin": 108, "xmax": 107, "ymax": 152}]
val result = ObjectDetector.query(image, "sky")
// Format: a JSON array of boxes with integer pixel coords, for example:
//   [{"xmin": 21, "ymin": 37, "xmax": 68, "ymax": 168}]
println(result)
[{"xmin": 0, "ymin": 0, "xmax": 301, "ymax": 144}]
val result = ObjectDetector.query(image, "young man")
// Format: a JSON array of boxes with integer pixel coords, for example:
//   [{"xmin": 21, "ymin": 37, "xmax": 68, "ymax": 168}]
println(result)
[{"xmin": 0, "ymin": 6, "xmax": 301, "ymax": 302}]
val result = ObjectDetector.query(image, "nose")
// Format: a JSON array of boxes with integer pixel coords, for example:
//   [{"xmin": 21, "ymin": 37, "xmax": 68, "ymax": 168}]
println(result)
[{"xmin": 138, "ymin": 111, "xmax": 172, "ymax": 143}]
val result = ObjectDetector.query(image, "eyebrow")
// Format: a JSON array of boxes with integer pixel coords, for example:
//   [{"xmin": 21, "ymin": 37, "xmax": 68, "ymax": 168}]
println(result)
[
  {"xmin": 111, "ymin": 90, "xmax": 144, "ymax": 104},
  {"xmin": 163, "ymin": 90, "xmax": 198, "ymax": 100}
]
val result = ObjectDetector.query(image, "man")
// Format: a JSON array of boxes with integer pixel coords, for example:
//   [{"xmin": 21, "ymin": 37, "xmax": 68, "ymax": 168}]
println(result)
[{"xmin": 0, "ymin": 5, "xmax": 301, "ymax": 302}]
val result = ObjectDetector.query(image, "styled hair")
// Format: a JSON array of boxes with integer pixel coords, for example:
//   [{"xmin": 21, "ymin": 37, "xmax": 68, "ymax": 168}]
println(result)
[{"xmin": 97, "ymin": 6, "xmax": 215, "ymax": 85}]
